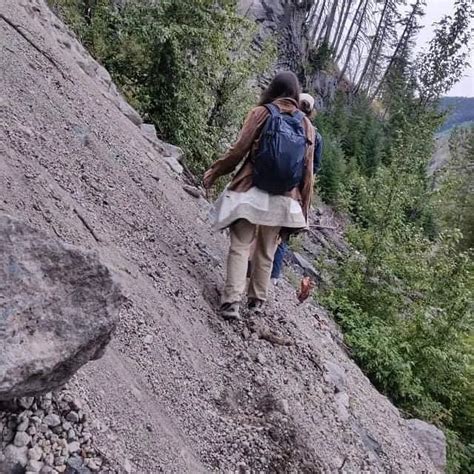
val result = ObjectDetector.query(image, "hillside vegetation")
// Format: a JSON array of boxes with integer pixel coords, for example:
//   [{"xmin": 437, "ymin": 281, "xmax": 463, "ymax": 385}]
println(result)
[
  {"xmin": 47, "ymin": 0, "xmax": 474, "ymax": 471},
  {"xmin": 439, "ymin": 96, "xmax": 474, "ymax": 133}
]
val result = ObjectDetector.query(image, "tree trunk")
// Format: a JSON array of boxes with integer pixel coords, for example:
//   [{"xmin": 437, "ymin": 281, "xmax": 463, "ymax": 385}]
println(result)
[
  {"xmin": 354, "ymin": 0, "xmax": 390, "ymax": 93},
  {"xmin": 370, "ymin": 0, "xmax": 422, "ymax": 99},
  {"xmin": 338, "ymin": 0, "xmax": 370, "ymax": 81},
  {"xmin": 323, "ymin": 0, "xmax": 339, "ymax": 45},
  {"xmin": 332, "ymin": 0, "xmax": 351, "ymax": 56},
  {"xmin": 310, "ymin": 0, "xmax": 327, "ymax": 44},
  {"xmin": 335, "ymin": 0, "xmax": 365, "ymax": 63}
]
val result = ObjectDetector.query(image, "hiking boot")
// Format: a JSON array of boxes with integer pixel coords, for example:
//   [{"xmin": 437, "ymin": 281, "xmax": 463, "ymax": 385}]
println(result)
[
  {"xmin": 247, "ymin": 299, "xmax": 265, "ymax": 315},
  {"xmin": 219, "ymin": 302, "xmax": 240, "ymax": 321}
]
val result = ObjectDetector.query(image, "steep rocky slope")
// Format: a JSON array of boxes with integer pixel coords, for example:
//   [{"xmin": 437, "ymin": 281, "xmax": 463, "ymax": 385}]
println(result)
[{"xmin": 1, "ymin": 0, "xmax": 443, "ymax": 472}]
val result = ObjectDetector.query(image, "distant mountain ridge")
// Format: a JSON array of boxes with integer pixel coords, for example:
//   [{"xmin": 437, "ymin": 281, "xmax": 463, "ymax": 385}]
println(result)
[{"xmin": 438, "ymin": 96, "xmax": 474, "ymax": 132}]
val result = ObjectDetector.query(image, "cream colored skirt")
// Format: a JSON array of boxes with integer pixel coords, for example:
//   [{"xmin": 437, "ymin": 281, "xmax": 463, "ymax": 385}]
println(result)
[{"xmin": 211, "ymin": 186, "xmax": 307, "ymax": 231}]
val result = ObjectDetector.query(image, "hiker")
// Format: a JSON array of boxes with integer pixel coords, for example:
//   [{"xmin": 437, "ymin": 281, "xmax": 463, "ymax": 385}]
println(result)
[
  {"xmin": 270, "ymin": 92, "xmax": 323, "ymax": 285},
  {"xmin": 203, "ymin": 71, "xmax": 315, "ymax": 320}
]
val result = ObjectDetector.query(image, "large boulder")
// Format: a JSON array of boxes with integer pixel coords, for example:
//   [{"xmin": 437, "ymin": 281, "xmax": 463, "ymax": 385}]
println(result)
[
  {"xmin": 406, "ymin": 419, "xmax": 446, "ymax": 472},
  {"xmin": 0, "ymin": 215, "xmax": 122, "ymax": 400}
]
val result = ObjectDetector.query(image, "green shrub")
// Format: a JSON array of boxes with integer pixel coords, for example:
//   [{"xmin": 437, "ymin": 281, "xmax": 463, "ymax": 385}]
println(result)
[{"xmin": 48, "ymin": 0, "xmax": 275, "ymax": 174}]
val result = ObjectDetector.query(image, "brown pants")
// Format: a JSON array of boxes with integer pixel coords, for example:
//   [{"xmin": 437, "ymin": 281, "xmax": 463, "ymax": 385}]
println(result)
[{"xmin": 222, "ymin": 219, "xmax": 280, "ymax": 304}]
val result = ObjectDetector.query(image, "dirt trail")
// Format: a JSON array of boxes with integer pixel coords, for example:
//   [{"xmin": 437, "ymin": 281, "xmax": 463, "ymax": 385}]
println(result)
[{"xmin": 1, "ymin": 1, "xmax": 438, "ymax": 472}]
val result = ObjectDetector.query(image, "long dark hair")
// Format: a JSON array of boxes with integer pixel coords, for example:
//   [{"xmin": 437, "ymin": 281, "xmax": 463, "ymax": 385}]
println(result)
[{"xmin": 258, "ymin": 71, "xmax": 301, "ymax": 106}]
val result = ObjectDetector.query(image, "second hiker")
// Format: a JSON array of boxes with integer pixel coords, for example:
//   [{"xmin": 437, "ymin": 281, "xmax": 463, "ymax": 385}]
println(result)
[{"xmin": 203, "ymin": 71, "xmax": 315, "ymax": 320}]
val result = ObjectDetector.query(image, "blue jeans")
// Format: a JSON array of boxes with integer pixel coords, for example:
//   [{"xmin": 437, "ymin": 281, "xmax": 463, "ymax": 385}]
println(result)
[{"xmin": 271, "ymin": 241, "xmax": 288, "ymax": 279}]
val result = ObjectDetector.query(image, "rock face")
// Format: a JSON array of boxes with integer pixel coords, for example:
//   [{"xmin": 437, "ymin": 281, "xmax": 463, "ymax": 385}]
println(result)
[
  {"xmin": 238, "ymin": 0, "xmax": 345, "ymax": 106},
  {"xmin": 406, "ymin": 419, "xmax": 447, "ymax": 472},
  {"xmin": 0, "ymin": 215, "xmax": 122, "ymax": 400}
]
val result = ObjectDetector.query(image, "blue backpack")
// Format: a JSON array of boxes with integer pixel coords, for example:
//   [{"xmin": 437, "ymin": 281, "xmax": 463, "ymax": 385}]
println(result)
[{"xmin": 253, "ymin": 103, "xmax": 307, "ymax": 195}]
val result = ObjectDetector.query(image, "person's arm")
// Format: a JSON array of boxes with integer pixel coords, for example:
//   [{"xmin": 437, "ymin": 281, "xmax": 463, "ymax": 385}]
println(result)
[
  {"xmin": 203, "ymin": 106, "xmax": 268, "ymax": 188},
  {"xmin": 313, "ymin": 131, "xmax": 323, "ymax": 175},
  {"xmin": 300, "ymin": 119, "xmax": 315, "ymax": 221}
]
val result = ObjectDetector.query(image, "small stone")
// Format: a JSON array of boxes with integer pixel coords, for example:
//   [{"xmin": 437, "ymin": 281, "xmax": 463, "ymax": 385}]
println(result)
[
  {"xmin": 123, "ymin": 459, "xmax": 133, "ymax": 473},
  {"xmin": 54, "ymin": 456, "xmax": 66, "ymax": 467},
  {"xmin": 66, "ymin": 411, "xmax": 80, "ymax": 423},
  {"xmin": 39, "ymin": 423, "xmax": 49, "ymax": 433},
  {"xmin": 256, "ymin": 353, "xmax": 266, "ymax": 365},
  {"xmin": 39, "ymin": 466, "xmax": 56, "ymax": 474},
  {"xmin": 17, "ymin": 419, "xmax": 29, "ymax": 432},
  {"xmin": 143, "ymin": 335, "xmax": 154, "ymax": 345},
  {"xmin": 18, "ymin": 397, "xmax": 35, "ymax": 410},
  {"xmin": 28, "ymin": 446, "xmax": 43, "ymax": 461},
  {"xmin": 28, "ymin": 425, "xmax": 37, "ymax": 436},
  {"xmin": 14, "ymin": 431, "xmax": 31, "ymax": 447},
  {"xmin": 70, "ymin": 398, "xmax": 83, "ymax": 411},
  {"xmin": 86, "ymin": 458, "xmax": 101, "ymax": 471},
  {"xmin": 44, "ymin": 452, "xmax": 54, "ymax": 466},
  {"xmin": 183, "ymin": 185, "xmax": 202, "ymax": 198},
  {"xmin": 67, "ymin": 428, "xmax": 77, "ymax": 441},
  {"xmin": 276, "ymin": 399, "xmax": 289, "ymax": 415},
  {"xmin": 323, "ymin": 362, "xmax": 346, "ymax": 393},
  {"xmin": 68, "ymin": 441, "xmax": 81, "ymax": 454},
  {"xmin": 43, "ymin": 414, "xmax": 61, "ymax": 428},
  {"xmin": 4, "ymin": 444, "xmax": 28, "ymax": 470},
  {"xmin": 27, "ymin": 459, "xmax": 44, "ymax": 472}
]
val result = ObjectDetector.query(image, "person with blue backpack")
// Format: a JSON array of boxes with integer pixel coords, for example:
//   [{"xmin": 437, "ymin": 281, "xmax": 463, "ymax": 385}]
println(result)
[
  {"xmin": 203, "ymin": 72, "xmax": 315, "ymax": 320},
  {"xmin": 271, "ymin": 93, "xmax": 323, "ymax": 285}
]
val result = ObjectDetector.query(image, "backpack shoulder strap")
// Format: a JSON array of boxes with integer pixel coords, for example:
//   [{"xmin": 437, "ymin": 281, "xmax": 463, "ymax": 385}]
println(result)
[
  {"xmin": 292, "ymin": 110, "xmax": 305, "ymax": 122},
  {"xmin": 264, "ymin": 103, "xmax": 280, "ymax": 117}
]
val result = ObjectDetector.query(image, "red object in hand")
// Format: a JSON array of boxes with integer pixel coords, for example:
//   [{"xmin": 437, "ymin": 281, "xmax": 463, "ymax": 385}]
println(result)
[{"xmin": 297, "ymin": 276, "xmax": 314, "ymax": 303}]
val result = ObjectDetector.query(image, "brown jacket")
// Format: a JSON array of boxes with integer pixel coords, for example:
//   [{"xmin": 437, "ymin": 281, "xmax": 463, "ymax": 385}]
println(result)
[{"xmin": 208, "ymin": 98, "xmax": 315, "ymax": 219}]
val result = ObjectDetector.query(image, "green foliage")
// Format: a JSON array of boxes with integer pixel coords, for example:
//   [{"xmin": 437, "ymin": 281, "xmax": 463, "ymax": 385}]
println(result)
[
  {"xmin": 48, "ymin": 0, "xmax": 275, "ymax": 174},
  {"xmin": 319, "ymin": 112, "xmax": 474, "ymax": 471},
  {"xmin": 306, "ymin": 41, "xmax": 333, "ymax": 74},
  {"xmin": 417, "ymin": 0, "xmax": 474, "ymax": 104},
  {"xmin": 436, "ymin": 126, "xmax": 474, "ymax": 251},
  {"xmin": 315, "ymin": 93, "xmax": 387, "ymax": 206}
]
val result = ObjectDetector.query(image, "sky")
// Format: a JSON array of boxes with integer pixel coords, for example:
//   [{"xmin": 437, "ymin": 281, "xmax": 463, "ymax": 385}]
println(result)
[{"xmin": 418, "ymin": 0, "xmax": 473, "ymax": 97}]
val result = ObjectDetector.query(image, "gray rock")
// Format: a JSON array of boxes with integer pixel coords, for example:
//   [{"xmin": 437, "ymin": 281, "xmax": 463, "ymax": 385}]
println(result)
[
  {"xmin": 77, "ymin": 59, "xmax": 98, "ymax": 77},
  {"xmin": 292, "ymin": 252, "xmax": 320, "ymax": 280},
  {"xmin": 334, "ymin": 392, "xmax": 350, "ymax": 422},
  {"xmin": 67, "ymin": 456, "xmax": 91, "ymax": 474},
  {"xmin": 68, "ymin": 441, "xmax": 81, "ymax": 454},
  {"xmin": 70, "ymin": 398, "xmax": 83, "ymax": 411},
  {"xmin": 17, "ymin": 419, "xmax": 29, "ymax": 432},
  {"xmin": 44, "ymin": 415, "xmax": 61, "ymax": 428},
  {"xmin": 155, "ymin": 140, "xmax": 184, "ymax": 163},
  {"xmin": 256, "ymin": 353, "xmax": 266, "ymax": 365},
  {"xmin": 406, "ymin": 419, "xmax": 446, "ymax": 472},
  {"xmin": 14, "ymin": 431, "xmax": 31, "ymax": 447},
  {"xmin": 3, "ymin": 444, "xmax": 28, "ymax": 472},
  {"xmin": 26, "ymin": 459, "xmax": 44, "ymax": 472},
  {"xmin": 95, "ymin": 65, "xmax": 112, "ymax": 87},
  {"xmin": 118, "ymin": 97, "xmax": 142, "ymax": 126},
  {"xmin": 28, "ymin": 446, "xmax": 43, "ymax": 461},
  {"xmin": 276, "ymin": 399, "xmax": 289, "ymax": 415},
  {"xmin": 140, "ymin": 123, "xmax": 158, "ymax": 143},
  {"xmin": 0, "ymin": 215, "xmax": 122, "ymax": 400},
  {"xmin": 163, "ymin": 155, "xmax": 184, "ymax": 175},
  {"xmin": 65, "ymin": 411, "xmax": 80, "ymax": 423},
  {"xmin": 18, "ymin": 397, "xmax": 35, "ymax": 410},
  {"xmin": 67, "ymin": 428, "xmax": 77, "ymax": 441},
  {"xmin": 183, "ymin": 185, "xmax": 203, "ymax": 199},
  {"xmin": 323, "ymin": 361, "xmax": 346, "ymax": 393}
]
